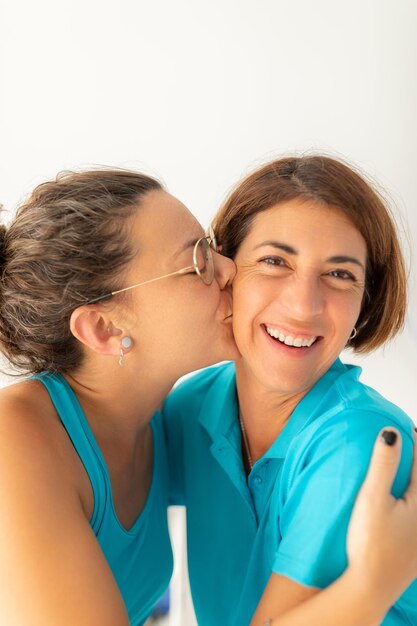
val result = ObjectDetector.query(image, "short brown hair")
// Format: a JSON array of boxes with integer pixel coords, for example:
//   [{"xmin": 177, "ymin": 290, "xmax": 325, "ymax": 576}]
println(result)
[
  {"xmin": 213, "ymin": 155, "xmax": 407, "ymax": 353},
  {"xmin": 0, "ymin": 169, "xmax": 162, "ymax": 374}
]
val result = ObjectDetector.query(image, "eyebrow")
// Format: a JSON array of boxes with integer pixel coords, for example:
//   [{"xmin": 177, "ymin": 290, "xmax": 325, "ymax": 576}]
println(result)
[
  {"xmin": 327, "ymin": 255, "xmax": 365, "ymax": 271},
  {"xmin": 254, "ymin": 241, "xmax": 365, "ymax": 271}
]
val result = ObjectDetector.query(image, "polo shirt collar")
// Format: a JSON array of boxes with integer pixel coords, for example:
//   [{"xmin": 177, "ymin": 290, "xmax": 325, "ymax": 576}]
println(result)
[
  {"xmin": 198, "ymin": 361, "xmax": 238, "ymax": 442},
  {"xmin": 264, "ymin": 358, "xmax": 353, "ymax": 459},
  {"xmin": 197, "ymin": 358, "xmax": 359, "ymax": 463}
]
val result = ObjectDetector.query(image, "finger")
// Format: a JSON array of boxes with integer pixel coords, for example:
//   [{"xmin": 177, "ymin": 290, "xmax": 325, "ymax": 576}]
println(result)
[{"xmin": 360, "ymin": 428, "xmax": 402, "ymax": 497}]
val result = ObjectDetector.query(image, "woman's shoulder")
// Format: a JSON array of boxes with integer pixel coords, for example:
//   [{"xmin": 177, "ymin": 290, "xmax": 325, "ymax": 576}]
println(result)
[
  {"xmin": 308, "ymin": 360, "xmax": 413, "ymax": 436},
  {"xmin": 0, "ymin": 378, "xmax": 91, "ymax": 509},
  {"xmin": 0, "ymin": 377, "xmax": 59, "ymax": 437},
  {"xmin": 283, "ymin": 369, "xmax": 414, "ymax": 501},
  {"xmin": 0, "ymin": 375, "xmax": 67, "ymax": 429},
  {"xmin": 334, "ymin": 363, "xmax": 412, "ymax": 433},
  {"xmin": 288, "ymin": 362, "xmax": 414, "ymax": 474}
]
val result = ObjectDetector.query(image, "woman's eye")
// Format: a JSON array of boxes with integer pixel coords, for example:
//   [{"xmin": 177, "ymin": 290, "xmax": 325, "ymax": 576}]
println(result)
[
  {"xmin": 328, "ymin": 269, "xmax": 356, "ymax": 280},
  {"xmin": 259, "ymin": 256, "xmax": 287, "ymax": 267}
]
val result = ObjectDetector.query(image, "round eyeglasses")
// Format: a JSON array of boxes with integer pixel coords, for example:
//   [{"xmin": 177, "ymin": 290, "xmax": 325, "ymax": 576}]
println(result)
[{"xmin": 83, "ymin": 227, "xmax": 218, "ymax": 306}]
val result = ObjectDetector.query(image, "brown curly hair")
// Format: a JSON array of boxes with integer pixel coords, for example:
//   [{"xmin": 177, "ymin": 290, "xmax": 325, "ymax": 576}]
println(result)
[
  {"xmin": 0, "ymin": 169, "xmax": 162, "ymax": 374},
  {"xmin": 213, "ymin": 155, "xmax": 407, "ymax": 354}
]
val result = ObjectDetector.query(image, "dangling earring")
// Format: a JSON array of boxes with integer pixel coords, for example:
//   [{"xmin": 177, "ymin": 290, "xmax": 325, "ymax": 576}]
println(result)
[
  {"xmin": 349, "ymin": 327, "xmax": 357, "ymax": 340},
  {"xmin": 118, "ymin": 336, "xmax": 133, "ymax": 366}
]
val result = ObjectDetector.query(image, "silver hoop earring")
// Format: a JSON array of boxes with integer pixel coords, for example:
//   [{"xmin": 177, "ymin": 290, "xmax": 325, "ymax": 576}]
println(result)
[
  {"xmin": 350, "ymin": 327, "xmax": 357, "ymax": 340},
  {"xmin": 118, "ymin": 336, "xmax": 133, "ymax": 367}
]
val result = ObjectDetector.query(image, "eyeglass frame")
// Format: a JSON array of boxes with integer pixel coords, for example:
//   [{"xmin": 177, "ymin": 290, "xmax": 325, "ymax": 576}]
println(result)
[{"xmin": 83, "ymin": 226, "xmax": 218, "ymax": 306}]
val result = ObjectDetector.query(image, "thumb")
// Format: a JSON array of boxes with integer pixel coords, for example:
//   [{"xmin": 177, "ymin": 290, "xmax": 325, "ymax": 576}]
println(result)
[
  {"xmin": 404, "ymin": 429, "xmax": 417, "ymax": 502},
  {"xmin": 360, "ymin": 428, "xmax": 402, "ymax": 497}
]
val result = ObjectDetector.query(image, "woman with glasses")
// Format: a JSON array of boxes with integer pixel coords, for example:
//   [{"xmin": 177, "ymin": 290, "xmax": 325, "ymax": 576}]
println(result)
[
  {"xmin": 0, "ymin": 166, "xmax": 415, "ymax": 626},
  {"xmin": 0, "ymin": 169, "xmax": 237, "ymax": 626}
]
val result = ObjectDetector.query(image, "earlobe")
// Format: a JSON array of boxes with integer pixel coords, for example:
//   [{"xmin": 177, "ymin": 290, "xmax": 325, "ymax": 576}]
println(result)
[{"xmin": 70, "ymin": 307, "xmax": 123, "ymax": 356}]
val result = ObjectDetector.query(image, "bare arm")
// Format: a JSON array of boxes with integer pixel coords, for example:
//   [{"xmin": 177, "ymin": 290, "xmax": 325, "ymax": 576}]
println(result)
[
  {"xmin": 251, "ymin": 570, "xmax": 383, "ymax": 626},
  {"xmin": 0, "ymin": 400, "xmax": 130, "ymax": 626},
  {"xmin": 251, "ymin": 429, "xmax": 417, "ymax": 626}
]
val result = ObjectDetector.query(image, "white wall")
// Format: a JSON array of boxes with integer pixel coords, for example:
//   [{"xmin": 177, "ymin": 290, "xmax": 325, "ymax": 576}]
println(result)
[
  {"xmin": 1, "ymin": 0, "xmax": 416, "ymax": 415},
  {"xmin": 1, "ymin": 1, "xmax": 416, "ymax": 623}
]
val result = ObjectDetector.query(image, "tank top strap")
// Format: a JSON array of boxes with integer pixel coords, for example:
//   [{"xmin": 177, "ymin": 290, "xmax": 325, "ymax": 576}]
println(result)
[{"xmin": 32, "ymin": 372, "xmax": 107, "ymax": 532}]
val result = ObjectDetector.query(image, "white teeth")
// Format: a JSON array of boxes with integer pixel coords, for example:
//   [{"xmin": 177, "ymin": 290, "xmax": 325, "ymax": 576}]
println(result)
[
  {"xmin": 266, "ymin": 327, "xmax": 280, "ymax": 339},
  {"xmin": 265, "ymin": 326, "xmax": 317, "ymax": 348}
]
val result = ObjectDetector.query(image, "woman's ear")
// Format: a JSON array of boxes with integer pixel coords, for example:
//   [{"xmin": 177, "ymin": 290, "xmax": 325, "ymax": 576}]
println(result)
[{"xmin": 70, "ymin": 307, "xmax": 123, "ymax": 356}]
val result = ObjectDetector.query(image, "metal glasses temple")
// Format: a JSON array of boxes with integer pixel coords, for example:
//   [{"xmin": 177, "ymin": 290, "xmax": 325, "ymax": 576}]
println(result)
[{"xmin": 83, "ymin": 227, "xmax": 217, "ymax": 306}]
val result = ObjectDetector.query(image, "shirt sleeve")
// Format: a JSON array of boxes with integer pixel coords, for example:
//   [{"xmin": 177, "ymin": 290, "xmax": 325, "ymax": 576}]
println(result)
[{"xmin": 272, "ymin": 409, "xmax": 414, "ymax": 589}]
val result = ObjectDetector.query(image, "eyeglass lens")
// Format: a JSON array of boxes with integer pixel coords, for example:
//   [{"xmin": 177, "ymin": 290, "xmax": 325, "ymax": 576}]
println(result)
[{"xmin": 195, "ymin": 238, "xmax": 215, "ymax": 285}]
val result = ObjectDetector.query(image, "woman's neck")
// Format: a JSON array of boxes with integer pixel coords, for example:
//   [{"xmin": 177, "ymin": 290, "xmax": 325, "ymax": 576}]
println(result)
[
  {"xmin": 63, "ymin": 355, "xmax": 174, "ymax": 451},
  {"xmin": 235, "ymin": 359, "xmax": 308, "ymax": 464}
]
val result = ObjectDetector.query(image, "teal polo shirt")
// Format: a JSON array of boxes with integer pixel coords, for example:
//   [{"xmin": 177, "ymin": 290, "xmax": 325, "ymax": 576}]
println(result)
[{"xmin": 163, "ymin": 359, "xmax": 417, "ymax": 626}]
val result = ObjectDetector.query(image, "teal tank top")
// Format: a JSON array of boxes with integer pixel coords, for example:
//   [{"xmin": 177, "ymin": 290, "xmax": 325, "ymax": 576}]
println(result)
[{"xmin": 34, "ymin": 372, "xmax": 173, "ymax": 626}]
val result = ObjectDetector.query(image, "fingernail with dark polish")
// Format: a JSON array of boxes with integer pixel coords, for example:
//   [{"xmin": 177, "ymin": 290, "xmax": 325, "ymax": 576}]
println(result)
[
  {"xmin": 414, "ymin": 426, "xmax": 417, "ymax": 433},
  {"xmin": 381, "ymin": 430, "xmax": 397, "ymax": 446}
]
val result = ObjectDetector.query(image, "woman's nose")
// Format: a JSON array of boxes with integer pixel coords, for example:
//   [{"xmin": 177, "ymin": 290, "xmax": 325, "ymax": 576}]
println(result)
[
  {"xmin": 282, "ymin": 275, "xmax": 325, "ymax": 320},
  {"xmin": 213, "ymin": 251, "xmax": 236, "ymax": 288}
]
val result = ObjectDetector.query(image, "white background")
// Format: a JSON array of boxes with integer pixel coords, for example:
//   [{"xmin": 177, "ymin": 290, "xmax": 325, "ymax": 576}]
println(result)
[
  {"xmin": 1, "ymin": 1, "xmax": 416, "ymax": 623},
  {"xmin": 1, "ymin": 0, "xmax": 416, "ymax": 415}
]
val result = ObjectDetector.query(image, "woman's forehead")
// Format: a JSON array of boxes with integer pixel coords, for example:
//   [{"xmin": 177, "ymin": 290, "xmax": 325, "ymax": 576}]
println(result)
[
  {"xmin": 239, "ymin": 200, "xmax": 366, "ymax": 257},
  {"xmin": 130, "ymin": 190, "xmax": 204, "ymax": 250}
]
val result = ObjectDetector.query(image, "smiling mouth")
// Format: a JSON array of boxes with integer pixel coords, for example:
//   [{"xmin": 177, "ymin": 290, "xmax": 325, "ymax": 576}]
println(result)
[{"xmin": 264, "ymin": 325, "xmax": 319, "ymax": 348}]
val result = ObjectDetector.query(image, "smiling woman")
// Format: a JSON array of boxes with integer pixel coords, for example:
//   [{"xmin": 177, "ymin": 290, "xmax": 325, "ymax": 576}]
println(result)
[
  {"xmin": 163, "ymin": 155, "xmax": 416, "ymax": 626},
  {"xmin": 214, "ymin": 155, "xmax": 406, "ymax": 354},
  {"xmin": 231, "ymin": 200, "xmax": 368, "ymax": 401}
]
